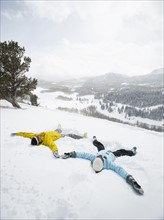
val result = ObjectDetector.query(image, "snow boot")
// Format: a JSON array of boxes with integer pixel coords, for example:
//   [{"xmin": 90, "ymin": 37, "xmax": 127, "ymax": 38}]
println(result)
[
  {"xmin": 83, "ymin": 132, "xmax": 88, "ymax": 138},
  {"xmin": 131, "ymin": 146, "xmax": 137, "ymax": 155},
  {"xmin": 55, "ymin": 124, "xmax": 62, "ymax": 134}
]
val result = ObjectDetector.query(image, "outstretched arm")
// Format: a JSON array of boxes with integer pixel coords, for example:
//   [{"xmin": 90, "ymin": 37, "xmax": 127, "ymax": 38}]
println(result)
[
  {"xmin": 61, "ymin": 151, "xmax": 96, "ymax": 161},
  {"xmin": 108, "ymin": 162, "xmax": 129, "ymax": 179},
  {"xmin": 109, "ymin": 163, "xmax": 144, "ymax": 195},
  {"xmin": 11, "ymin": 132, "xmax": 37, "ymax": 139},
  {"xmin": 76, "ymin": 152, "xmax": 96, "ymax": 161}
]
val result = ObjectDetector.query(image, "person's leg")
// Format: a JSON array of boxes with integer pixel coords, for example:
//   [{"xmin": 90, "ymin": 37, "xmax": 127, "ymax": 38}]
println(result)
[
  {"xmin": 93, "ymin": 137, "xmax": 105, "ymax": 152},
  {"xmin": 65, "ymin": 134, "xmax": 83, "ymax": 139},
  {"xmin": 113, "ymin": 149, "xmax": 135, "ymax": 157},
  {"xmin": 55, "ymin": 128, "xmax": 62, "ymax": 134}
]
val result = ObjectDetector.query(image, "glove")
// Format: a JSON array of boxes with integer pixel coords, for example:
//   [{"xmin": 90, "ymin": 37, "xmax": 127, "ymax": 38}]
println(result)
[
  {"xmin": 11, "ymin": 133, "xmax": 16, "ymax": 136},
  {"xmin": 126, "ymin": 175, "xmax": 136, "ymax": 185},
  {"xmin": 126, "ymin": 175, "xmax": 144, "ymax": 195},
  {"xmin": 53, "ymin": 151, "xmax": 60, "ymax": 158},
  {"xmin": 61, "ymin": 151, "xmax": 76, "ymax": 159}
]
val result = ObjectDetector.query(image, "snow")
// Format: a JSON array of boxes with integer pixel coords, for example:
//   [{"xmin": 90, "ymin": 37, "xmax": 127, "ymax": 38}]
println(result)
[
  {"xmin": 34, "ymin": 87, "xmax": 163, "ymax": 127},
  {"xmin": 1, "ymin": 92, "xmax": 164, "ymax": 220}
]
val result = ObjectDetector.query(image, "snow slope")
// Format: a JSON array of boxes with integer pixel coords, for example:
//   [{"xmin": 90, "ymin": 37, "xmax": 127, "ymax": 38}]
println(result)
[
  {"xmin": 34, "ymin": 87, "xmax": 163, "ymax": 127},
  {"xmin": 1, "ymin": 97, "xmax": 163, "ymax": 220}
]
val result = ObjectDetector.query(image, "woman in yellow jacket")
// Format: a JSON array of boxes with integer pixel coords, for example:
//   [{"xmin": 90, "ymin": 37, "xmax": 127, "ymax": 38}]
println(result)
[
  {"xmin": 11, "ymin": 129, "xmax": 87, "ymax": 158},
  {"xmin": 11, "ymin": 131, "xmax": 62, "ymax": 158}
]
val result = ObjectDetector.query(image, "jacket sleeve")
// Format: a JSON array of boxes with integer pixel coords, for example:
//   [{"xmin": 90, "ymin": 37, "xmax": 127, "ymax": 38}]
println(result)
[
  {"xmin": 75, "ymin": 152, "xmax": 96, "ymax": 161},
  {"xmin": 16, "ymin": 132, "xmax": 36, "ymax": 139},
  {"xmin": 46, "ymin": 140, "xmax": 58, "ymax": 153},
  {"xmin": 108, "ymin": 162, "xmax": 129, "ymax": 179}
]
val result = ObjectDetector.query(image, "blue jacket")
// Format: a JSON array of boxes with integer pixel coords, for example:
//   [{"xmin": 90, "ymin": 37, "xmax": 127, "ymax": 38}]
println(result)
[{"xmin": 76, "ymin": 150, "xmax": 129, "ymax": 179}]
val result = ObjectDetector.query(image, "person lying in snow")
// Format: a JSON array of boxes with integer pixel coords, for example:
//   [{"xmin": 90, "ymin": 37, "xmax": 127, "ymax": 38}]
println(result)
[
  {"xmin": 61, "ymin": 136, "xmax": 144, "ymax": 195},
  {"xmin": 11, "ymin": 125, "xmax": 87, "ymax": 158}
]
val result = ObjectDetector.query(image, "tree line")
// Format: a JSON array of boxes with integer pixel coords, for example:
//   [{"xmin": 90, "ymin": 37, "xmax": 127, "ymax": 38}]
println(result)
[
  {"xmin": 104, "ymin": 89, "xmax": 163, "ymax": 108},
  {"xmin": 99, "ymin": 100, "xmax": 163, "ymax": 121}
]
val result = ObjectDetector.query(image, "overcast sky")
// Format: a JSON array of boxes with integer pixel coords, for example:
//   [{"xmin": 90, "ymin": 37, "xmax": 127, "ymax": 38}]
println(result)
[{"xmin": 1, "ymin": 0, "xmax": 163, "ymax": 81}]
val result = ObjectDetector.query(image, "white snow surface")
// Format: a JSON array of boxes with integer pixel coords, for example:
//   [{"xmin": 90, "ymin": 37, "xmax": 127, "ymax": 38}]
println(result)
[
  {"xmin": 34, "ymin": 87, "xmax": 163, "ymax": 127},
  {"xmin": 1, "ymin": 95, "xmax": 163, "ymax": 220}
]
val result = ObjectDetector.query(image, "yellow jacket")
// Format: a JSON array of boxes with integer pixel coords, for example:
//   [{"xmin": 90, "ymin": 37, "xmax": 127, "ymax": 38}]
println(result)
[{"xmin": 16, "ymin": 131, "xmax": 62, "ymax": 152}]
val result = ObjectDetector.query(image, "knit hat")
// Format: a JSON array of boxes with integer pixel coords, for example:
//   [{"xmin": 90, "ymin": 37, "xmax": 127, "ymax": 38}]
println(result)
[
  {"xmin": 31, "ymin": 136, "xmax": 40, "ymax": 145},
  {"xmin": 92, "ymin": 156, "xmax": 104, "ymax": 173}
]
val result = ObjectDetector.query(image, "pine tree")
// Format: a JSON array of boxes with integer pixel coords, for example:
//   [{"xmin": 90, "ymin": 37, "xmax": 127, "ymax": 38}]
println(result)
[{"xmin": 0, "ymin": 40, "xmax": 37, "ymax": 108}]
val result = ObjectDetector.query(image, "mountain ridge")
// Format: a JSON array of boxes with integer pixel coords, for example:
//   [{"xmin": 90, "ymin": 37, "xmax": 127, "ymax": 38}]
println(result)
[
  {"xmin": 83, "ymin": 68, "xmax": 164, "ymax": 88},
  {"xmin": 38, "ymin": 67, "xmax": 163, "ymax": 89}
]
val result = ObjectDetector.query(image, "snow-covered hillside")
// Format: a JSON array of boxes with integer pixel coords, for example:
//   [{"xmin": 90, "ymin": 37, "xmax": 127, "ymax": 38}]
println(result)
[
  {"xmin": 1, "ymin": 91, "xmax": 163, "ymax": 219},
  {"xmin": 34, "ymin": 87, "xmax": 163, "ymax": 128}
]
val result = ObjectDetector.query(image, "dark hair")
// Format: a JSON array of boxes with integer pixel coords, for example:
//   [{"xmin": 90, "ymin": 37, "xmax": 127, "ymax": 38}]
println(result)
[{"xmin": 31, "ymin": 137, "xmax": 38, "ymax": 145}]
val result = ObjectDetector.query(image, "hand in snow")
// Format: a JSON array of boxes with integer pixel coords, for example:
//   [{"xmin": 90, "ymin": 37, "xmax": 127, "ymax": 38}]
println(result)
[
  {"xmin": 61, "ymin": 153, "xmax": 71, "ymax": 159},
  {"xmin": 53, "ymin": 151, "xmax": 60, "ymax": 158},
  {"xmin": 61, "ymin": 152, "xmax": 76, "ymax": 159},
  {"xmin": 11, "ymin": 133, "xmax": 16, "ymax": 136}
]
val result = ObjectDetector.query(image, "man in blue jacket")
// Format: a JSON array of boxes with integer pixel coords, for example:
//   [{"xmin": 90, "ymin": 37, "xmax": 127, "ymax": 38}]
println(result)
[{"xmin": 62, "ymin": 136, "xmax": 144, "ymax": 195}]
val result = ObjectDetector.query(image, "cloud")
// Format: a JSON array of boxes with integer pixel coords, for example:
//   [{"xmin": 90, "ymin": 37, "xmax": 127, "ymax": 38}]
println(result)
[
  {"xmin": 23, "ymin": 1, "xmax": 163, "ymax": 41},
  {"xmin": 24, "ymin": 1, "xmax": 76, "ymax": 23},
  {"xmin": 2, "ymin": 1, "xmax": 163, "ymax": 81},
  {"xmin": 29, "ymin": 39, "xmax": 162, "ymax": 81},
  {"xmin": 2, "ymin": 10, "xmax": 23, "ymax": 20}
]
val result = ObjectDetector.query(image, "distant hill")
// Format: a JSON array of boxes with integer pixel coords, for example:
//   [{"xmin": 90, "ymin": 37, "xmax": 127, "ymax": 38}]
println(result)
[
  {"xmin": 38, "ymin": 68, "xmax": 163, "ymax": 89},
  {"xmin": 38, "ymin": 67, "xmax": 164, "ymax": 96},
  {"xmin": 36, "ymin": 68, "xmax": 164, "ymax": 131},
  {"xmin": 80, "ymin": 68, "xmax": 164, "ymax": 93},
  {"xmin": 128, "ymin": 68, "xmax": 164, "ymax": 85}
]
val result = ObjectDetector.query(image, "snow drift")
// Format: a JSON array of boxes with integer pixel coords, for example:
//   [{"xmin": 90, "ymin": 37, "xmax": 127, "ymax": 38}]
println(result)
[{"xmin": 1, "ymin": 97, "xmax": 163, "ymax": 220}]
